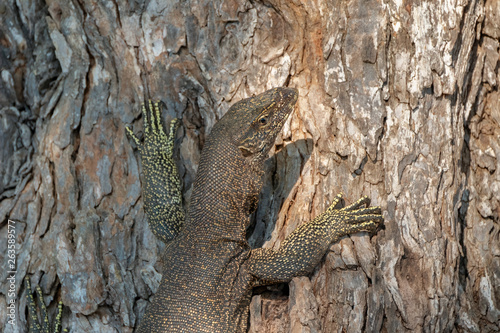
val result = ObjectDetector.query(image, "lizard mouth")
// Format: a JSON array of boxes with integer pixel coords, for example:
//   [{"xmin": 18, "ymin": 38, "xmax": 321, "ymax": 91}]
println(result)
[
  {"xmin": 272, "ymin": 87, "xmax": 298, "ymax": 130},
  {"xmin": 258, "ymin": 87, "xmax": 298, "ymax": 153},
  {"xmin": 237, "ymin": 87, "xmax": 299, "ymax": 159}
]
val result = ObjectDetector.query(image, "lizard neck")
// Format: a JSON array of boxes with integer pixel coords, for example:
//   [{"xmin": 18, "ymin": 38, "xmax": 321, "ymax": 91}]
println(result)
[{"xmin": 185, "ymin": 130, "xmax": 264, "ymax": 242}]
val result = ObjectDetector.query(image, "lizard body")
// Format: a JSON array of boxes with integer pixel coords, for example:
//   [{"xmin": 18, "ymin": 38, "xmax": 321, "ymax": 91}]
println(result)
[{"xmin": 127, "ymin": 87, "xmax": 383, "ymax": 332}]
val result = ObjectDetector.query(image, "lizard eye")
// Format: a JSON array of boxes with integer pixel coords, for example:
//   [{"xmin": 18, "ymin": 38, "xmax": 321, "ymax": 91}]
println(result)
[{"xmin": 259, "ymin": 117, "xmax": 268, "ymax": 125}]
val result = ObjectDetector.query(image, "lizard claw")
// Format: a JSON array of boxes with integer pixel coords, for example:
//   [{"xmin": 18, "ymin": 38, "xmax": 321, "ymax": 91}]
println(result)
[
  {"xmin": 126, "ymin": 100, "xmax": 181, "ymax": 153},
  {"xmin": 167, "ymin": 118, "xmax": 181, "ymax": 151},
  {"xmin": 326, "ymin": 194, "xmax": 383, "ymax": 236},
  {"xmin": 144, "ymin": 100, "xmax": 166, "ymax": 136},
  {"xmin": 340, "ymin": 196, "xmax": 371, "ymax": 212},
  {"xmin": 25, "ymin": 276, "xmax": 67, "ymax": 333},
  {"xmin": 325, "ymin": 193, "xmax": 344, "ymax": 214},
  {"xmin": 125, "ymin": 125, "xmax": 141, "ymax": 146}
]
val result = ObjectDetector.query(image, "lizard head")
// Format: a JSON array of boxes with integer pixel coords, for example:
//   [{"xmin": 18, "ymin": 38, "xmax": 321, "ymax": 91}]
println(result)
[{"xmin": 231, "ymin": 87, "xmax": 298, "ymax": 162}]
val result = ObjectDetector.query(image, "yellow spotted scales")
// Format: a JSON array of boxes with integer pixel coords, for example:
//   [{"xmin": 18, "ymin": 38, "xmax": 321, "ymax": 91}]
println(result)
[
  {"xmin": 25, "ymin": 277, "xmax": 66, "ymax": 333},
  {"xmin": 126, "ymin": 87, "xmax": 383, "ymax": 332},
  {"xmin": 126, "ymin": 101, "xmax": 184, "ymax": 243}
]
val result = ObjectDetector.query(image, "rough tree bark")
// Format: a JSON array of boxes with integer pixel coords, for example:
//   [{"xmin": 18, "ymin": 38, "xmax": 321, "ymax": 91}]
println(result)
[{"xmin": 0, "ymin": 0, "xmax": 498, "ymax": 332}]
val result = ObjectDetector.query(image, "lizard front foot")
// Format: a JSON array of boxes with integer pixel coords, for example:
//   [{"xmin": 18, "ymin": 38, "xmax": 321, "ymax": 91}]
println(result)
[
  {"xmin": 326, "ymin": 193, "xmax": 383, "ymax": 236},
  {"xmin": 125, "ymin": 100, "xmax": 180, "ymax": 156},
  {"xmin": 125, "ymin": 100, "xmax": 184, "ymax": 243}
]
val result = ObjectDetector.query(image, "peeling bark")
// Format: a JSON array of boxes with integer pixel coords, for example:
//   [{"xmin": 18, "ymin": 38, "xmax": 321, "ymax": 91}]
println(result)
[{"xmin": 0, "ymin": 0, "xmax": 498, "ymax": 332}]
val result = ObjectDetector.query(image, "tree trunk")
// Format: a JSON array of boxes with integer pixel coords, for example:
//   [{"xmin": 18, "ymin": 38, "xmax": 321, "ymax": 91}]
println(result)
[{"xmin": 1, "ymin": 0, "xmax": 498, "ymax": 332}]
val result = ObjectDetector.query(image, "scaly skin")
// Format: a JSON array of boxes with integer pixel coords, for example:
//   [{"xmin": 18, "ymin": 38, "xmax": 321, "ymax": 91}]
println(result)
[
  {"xmin": 248, "ymin": 194, "xmax": 381, "ymax": 283},
  {"xmin": 126, "ymin": 101, "xmax": 184, "ymax": 243},
  {"xmin": 25, "ymin": 277, "xmax": 66, "ymax": 333},
  {"xmin": 127, "ymin": 87, "xmax": 384, "ymax": 332}
]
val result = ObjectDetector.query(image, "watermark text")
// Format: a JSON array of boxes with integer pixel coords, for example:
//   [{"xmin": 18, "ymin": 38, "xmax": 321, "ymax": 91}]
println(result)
[{"xmin": 6, "ymin": 219, "xmax": 17, "ymax": 326}]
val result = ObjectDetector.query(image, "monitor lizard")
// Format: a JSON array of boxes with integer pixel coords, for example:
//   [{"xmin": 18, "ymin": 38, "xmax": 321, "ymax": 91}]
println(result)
[{"xmin": 125, "ymin": 87, "xmax": 384, "ymax": 332}]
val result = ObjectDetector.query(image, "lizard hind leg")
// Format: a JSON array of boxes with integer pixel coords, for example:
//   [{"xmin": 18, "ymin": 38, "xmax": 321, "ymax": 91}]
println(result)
[
  {"xmin": 25, "ymin": 277, "xmax": 44, "ymax": 333},
  {"xmin": 25, "ymin": 276, "xmax": 67, "ymax": 333}
]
